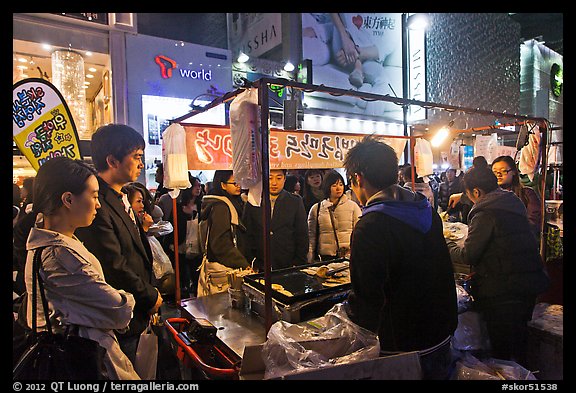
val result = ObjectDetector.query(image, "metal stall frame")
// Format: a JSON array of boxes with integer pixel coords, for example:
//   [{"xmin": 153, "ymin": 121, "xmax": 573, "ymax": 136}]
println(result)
[{"xmin": 171, "ymin": 77, "xmax": 551, "ymax": 333}]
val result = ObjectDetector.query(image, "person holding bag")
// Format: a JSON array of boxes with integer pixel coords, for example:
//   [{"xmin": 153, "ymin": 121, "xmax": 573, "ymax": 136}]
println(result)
[
  {"xmin": 22, "ymin": 157, "xmax": 140, "ymax": 380},
  {"xmin": 197, "ymin": 170, "xmax": 251, "ymax": 297},
  {"xmin": 307, "ymin": 170, "xmax": 361, "ymax": 262}
]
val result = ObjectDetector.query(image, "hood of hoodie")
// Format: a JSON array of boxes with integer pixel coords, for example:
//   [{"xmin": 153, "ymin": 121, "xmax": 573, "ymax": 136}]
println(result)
[
  {"xmin": 468, "ymin": 187, "xmax": 527, "ymax": 221},
  {"xmin": 361, "ymin": 185, "xmax": 432, "ymax": 233}
]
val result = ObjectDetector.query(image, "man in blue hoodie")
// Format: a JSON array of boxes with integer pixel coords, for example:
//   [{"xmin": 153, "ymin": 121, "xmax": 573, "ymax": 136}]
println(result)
[{"xmin": 343, "ymin": 136, "xmax": 458, "ymax": 380}]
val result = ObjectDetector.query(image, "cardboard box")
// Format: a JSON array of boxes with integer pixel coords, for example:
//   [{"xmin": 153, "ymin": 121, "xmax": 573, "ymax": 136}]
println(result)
[{"xmin": 240, "ymin": 343, "xmax": 422, "ymax": 380}]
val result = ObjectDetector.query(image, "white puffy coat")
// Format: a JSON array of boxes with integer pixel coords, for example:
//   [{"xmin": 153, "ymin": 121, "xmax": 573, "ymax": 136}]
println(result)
[{"xmin": 307, "ymin": 194, "xmax": 361, "ymax": 260}]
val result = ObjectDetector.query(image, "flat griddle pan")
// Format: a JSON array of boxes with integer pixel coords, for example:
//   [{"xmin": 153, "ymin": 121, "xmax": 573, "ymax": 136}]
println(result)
[{"xmin": 243, "ymin": 259, "xmax": 351, "ymax": 305}]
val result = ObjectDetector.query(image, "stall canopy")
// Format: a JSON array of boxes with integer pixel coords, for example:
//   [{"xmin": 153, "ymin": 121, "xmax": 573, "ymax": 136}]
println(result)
[{"xmin": 171, "ymin": 77, "xmax": 551, "ymax": 332}]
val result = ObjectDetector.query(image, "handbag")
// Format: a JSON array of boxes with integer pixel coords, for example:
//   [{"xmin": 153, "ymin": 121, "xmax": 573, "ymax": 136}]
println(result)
[
  {"xmin": 196, "ymin": 223, "xmax": 233, "ymax": 297},
  {"xmin": 13, "ymin": 247, "xmax": 107, "ymax": 380},
  {"xmin": 134, "ymin": 316, "xmax": 158, "ymax": 380}
]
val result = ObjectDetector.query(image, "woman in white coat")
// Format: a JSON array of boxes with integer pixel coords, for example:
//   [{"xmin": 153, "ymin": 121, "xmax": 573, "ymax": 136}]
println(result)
[
  {"xmin": 24, "ymin": 157, "xmax": 140, "ymax": 380},
  {"xmin": 308, "ymin": 169, "xmax": 361, "ymax": 262}
]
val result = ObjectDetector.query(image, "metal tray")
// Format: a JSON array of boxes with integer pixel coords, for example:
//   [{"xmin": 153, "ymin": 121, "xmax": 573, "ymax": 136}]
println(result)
[{"xmin": 242, "ymin": 259, "xmax": 351, "ymax": 305}]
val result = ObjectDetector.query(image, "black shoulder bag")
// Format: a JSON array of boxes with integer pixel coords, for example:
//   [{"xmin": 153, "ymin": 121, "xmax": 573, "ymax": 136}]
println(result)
[{"xmin": 13, "ymin": 247, "xmax": 107, "ymax": 380}]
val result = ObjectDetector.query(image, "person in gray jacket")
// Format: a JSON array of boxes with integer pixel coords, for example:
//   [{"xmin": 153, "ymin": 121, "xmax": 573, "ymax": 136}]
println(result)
[
  {"xmin": 447, "ymin": 164, "xmax": 549, "ymax": 368},
  {"xmin": 307, "ymin": 169, "xmax": 361, "ymax": 262},
  {"xmin": 25, "ymin": 157, "xmax": 139, "ymax": 379}
]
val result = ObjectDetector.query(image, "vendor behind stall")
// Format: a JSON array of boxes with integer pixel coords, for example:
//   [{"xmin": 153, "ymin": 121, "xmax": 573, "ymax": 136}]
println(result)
[
  {"xmin": 446, "ymin": 164, "xmax": 549, "ymax": 369},
  {"xmin": 243, "ymin": 169, "xmax": 309, "ymax": 271},
  {"xmin": 343, "ymin": 136, "xmax": 458, "ymax": 380}
]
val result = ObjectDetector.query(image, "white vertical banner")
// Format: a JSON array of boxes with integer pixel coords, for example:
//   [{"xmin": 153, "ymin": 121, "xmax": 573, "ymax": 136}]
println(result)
[{"xmin": 474, "ymin": 133, "xmax": 499, "ymax": 164}]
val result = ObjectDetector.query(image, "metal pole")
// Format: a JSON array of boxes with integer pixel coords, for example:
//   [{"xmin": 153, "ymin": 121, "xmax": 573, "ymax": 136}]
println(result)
[
  {"xmin": 257, "ymin": 82, "xmax": 273, "ymax": 334},
  {"xmin": 172, "ymin": 196, "xmax": 180, "ymax": 304},
  {"xmin": 402, "ymin": 13, "xmax": 410, "ymax": 164}
]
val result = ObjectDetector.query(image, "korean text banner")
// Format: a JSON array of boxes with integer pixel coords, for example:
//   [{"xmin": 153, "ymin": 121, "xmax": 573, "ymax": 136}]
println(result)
[
  {"xmin": 13, "ymin": 78, "xmax": 83, "ymax": 171},
  {"xmin": 183, "ymin": 124, "xmax": 406, "ymax": 169}
]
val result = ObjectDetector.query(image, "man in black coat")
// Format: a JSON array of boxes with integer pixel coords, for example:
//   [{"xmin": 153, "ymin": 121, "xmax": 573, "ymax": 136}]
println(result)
[
  {"xmin": 75, "ymin": 124, "xmax": 162, "ymax": 364},
  {"xmin": 343, "ymin": 137, "xmax": 458, "ymax": 380},
  {"xmin": 243, "ymin": 169, "xmax": 309, "ymax": 271}
]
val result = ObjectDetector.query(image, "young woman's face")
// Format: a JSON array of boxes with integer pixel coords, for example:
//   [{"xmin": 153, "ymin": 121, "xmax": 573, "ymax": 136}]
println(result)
[
  {"xmin": 307, "ymin": 173, "xmax": 322, "ymax": 188},
  {"xmin": 293, "ymin": 181, "xmax": 301, "ymax": 194},
  {"xmin": 70, "ymin": 175, "xmax": 101, "ymax": 228},
  {"xmin": 491, "ymin": 161, "xmax": 514, "ymax": 186},
  {"xmin": 191, "ymin": 179, "xmax": 202, "ymax": 197},
  {"xmin": 130, "ymin": 190, "xmax": 145, "ymax": 216},
  {"xmin": 222, "ymin": 175, "xmax": 241, "ymax": 196},
  {"xmin": 330, "ymin": 179, "xmax": 345, "ymax": 200}
]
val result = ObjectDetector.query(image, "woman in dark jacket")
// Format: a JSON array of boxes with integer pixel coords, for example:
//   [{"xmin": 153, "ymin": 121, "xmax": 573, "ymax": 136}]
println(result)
[
  {"xmin": 447, "ymin": 165, "xmax": 549, "ymax": 368},
  {"xmin": 199, "ymin": 170, "xmax": 249, "ymax": 270},
  {"xmin": 492, "ymin": 155, "xmax": 542, "ymax": 240},
  {"xmin": 302, "ymin": 169, "xmax": 324, "ymax": 214}
]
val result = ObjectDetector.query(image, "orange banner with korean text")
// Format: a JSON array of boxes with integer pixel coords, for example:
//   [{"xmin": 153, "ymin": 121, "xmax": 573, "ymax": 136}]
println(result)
[{"xmin": 183, "ymin": 124, "xmax": 407, "ymax": 169}]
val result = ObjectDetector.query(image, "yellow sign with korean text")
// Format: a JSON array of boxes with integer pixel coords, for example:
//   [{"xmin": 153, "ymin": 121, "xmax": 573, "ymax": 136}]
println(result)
[{"xmin": 13, "ymin": 78, "xmax": 83, "ymax": 172}]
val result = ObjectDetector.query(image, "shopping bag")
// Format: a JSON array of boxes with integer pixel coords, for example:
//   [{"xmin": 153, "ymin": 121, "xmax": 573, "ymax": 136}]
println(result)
[
  {"xmin": 148, "ymin": 235, "xmax": 174, "ymax": 279},
  {"xmin": 134, "ymin": 318, "xmax": 158, "ymax": 380}
]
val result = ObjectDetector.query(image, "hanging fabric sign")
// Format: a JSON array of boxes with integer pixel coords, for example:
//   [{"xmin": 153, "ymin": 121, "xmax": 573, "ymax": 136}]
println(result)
[
  {"xmin": 182, "ymin": 124, "xmax": 407, "ymax": 170},
  {"xmin": 12, "ymin": 78, "xmax": 83, "ymax": 171}
]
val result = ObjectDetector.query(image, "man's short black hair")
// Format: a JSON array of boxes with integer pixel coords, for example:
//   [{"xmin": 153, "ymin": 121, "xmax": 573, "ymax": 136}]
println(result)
[
  {"xmin": 90, "ymin": 124, "xmax": 145, "ymax": 172},
  {"xmin": 344, "ymin": 136, "xmax": 398, "ymax": 189}
]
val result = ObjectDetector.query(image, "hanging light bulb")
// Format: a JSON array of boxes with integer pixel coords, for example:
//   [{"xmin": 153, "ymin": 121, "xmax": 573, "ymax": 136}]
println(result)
[
  {"xmin": 284, "ymin": 61, "xmax": 295, "ymax": 72},
  {"xmin": 431, "ymin": 120, "xmax": 454, "ymax": 147},
  {"xmin": 237, "ymin": 52, "xmax": 249, "ymax": 63}
]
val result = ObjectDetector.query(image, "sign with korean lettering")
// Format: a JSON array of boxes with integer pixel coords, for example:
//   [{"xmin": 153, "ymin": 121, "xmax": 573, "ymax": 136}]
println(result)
[
  {"xmin": 183, "ymin": 124, "xmax": 406, "ymax": 169},
  {"xmin": 13, "ymin": 78, "xmax": 83, "ymax": 171}
]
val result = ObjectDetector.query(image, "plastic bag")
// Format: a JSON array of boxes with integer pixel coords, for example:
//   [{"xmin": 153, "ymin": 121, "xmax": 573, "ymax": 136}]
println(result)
[
  {"xmin": 262, "ymin": 303, "xmax": 380, "ymax": 379},
  {"xmin": 134, "ymin": 317, "xmax": 158, "ymax": 380},
  {"xmin": 161, "ymin": 123, "xmax": 191, "ymax": 190},
  {"xmin": 229, "ymin": 88, "xmax": 261, "ymax": 190},
  {"xmin": 414, "ymin": 138, "xmax": 433, "ymax": 176},
  {"xmin": 454, "ymin": 352, "xmax": 536, "ymax": 380},
  {"xmin": 452, "ymin": 311, "xmax": 491, "ymax": 352},
  {"xmin": 148, "ymin": 236, "xmax": 174, "ymax": 280}
]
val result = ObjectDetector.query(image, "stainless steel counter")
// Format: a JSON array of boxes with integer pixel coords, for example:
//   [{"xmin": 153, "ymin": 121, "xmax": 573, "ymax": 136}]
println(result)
[{"xmin": 179, "ymin": 293, "xmax": 267, "ymax": 358}]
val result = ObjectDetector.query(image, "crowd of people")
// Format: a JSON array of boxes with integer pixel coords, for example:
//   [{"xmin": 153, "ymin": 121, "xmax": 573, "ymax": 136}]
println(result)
[{"xmin": 12, "ymin": 125, "xmax": 550, "ymax": 380}]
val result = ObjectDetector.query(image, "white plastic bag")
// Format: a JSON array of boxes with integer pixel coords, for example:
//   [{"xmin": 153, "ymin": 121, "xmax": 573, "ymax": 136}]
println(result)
[
  {"xmin": 148, "ymin": 236, "xmax": 174, "ymax": 280},
  {"xmin": 134, "ymin": 318, "xmax": 158, "ymax": 380},
  {"xmin": 161, "ymin": 123, "xmax": 191, "ymax": 190},
  {"xmin": 414, "ymin": 138, "xmax": 434, "ymax": 176},
  {"xmin": 229, "ymin": 88, "xmax": 261, "ymax": 190},
  {"xmin": 262, "ymin": 303, "xmax": 380, "ymax": 379}
]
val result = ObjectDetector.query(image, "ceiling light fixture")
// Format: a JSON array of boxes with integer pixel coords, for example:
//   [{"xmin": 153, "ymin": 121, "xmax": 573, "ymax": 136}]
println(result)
[
  {"xmin": 284, "ymin": 61, "xmax": 295, "ymax": 72},
  {"xmin": 237, "ymin": 52, "xmax": 249, "ymax": 63},
  {"xmin": 431, "ymin": 120, "xmax": 454, "ymax": 147}
]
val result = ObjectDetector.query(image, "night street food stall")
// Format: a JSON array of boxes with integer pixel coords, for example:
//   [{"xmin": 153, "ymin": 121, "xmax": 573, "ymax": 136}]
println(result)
[{"xmin": 163, "ymin": 77, "xmax": 556, "ymax": 379}]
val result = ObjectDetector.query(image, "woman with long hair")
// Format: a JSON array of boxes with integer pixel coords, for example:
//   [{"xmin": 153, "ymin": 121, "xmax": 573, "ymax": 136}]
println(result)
[
  {"xmin": 302, "ymin": 169, "xmax": 324, "ymax": 214},
  {"xmin": 197, "ymin": 170, "xmax": 250, "ymax": 296},
  {"xmin": 491, "ymin": 155, "xmax": 542, "ymax": 239}
]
